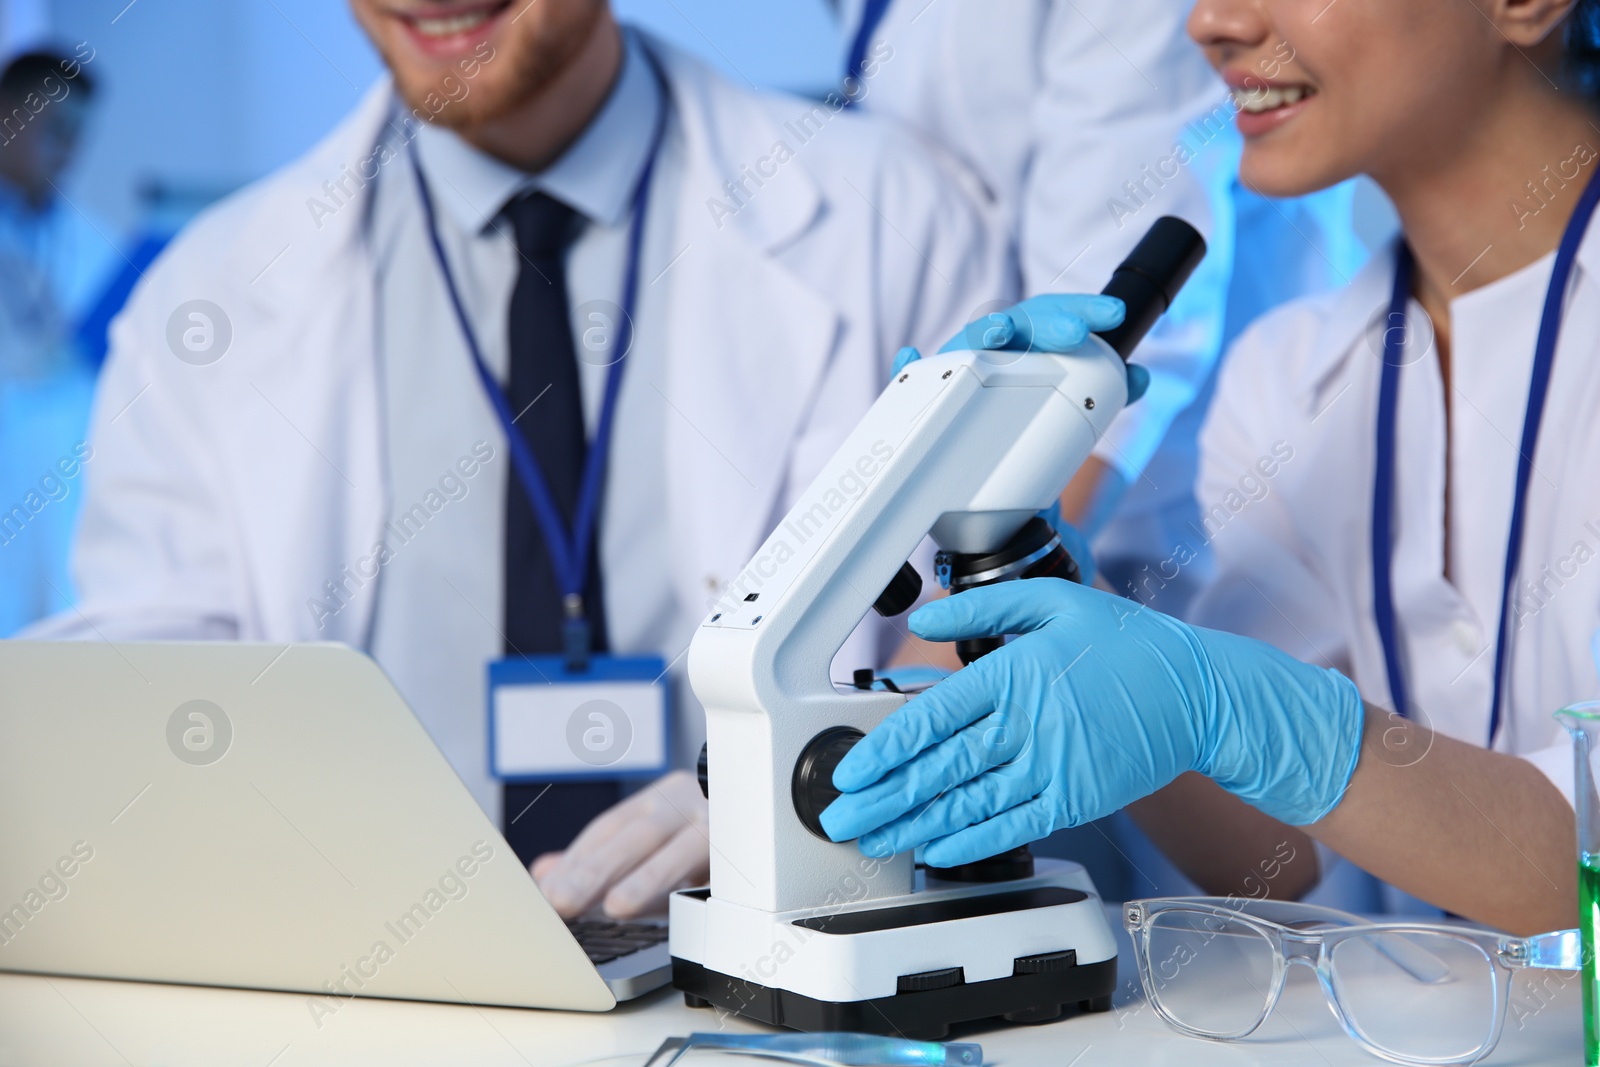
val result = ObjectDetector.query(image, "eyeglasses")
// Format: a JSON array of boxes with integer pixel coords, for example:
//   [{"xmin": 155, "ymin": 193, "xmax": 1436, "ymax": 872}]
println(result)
[{"xmin": 1123, "ymin": 896, "xmax": 1579, "ymax": 1066}]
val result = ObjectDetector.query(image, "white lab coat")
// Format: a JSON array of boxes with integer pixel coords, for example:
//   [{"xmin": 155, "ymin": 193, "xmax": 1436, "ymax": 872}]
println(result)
[
  {"xmin": 1193, "ymin": 234, "xmax": 1600, "ymax": 815},
  {"xmin": 40, "ymin": 42, "xmax": 1005, "ymax": 670},
  {"xmin": 841, "ymin": 0, "xmax": 1365, "ymax": 612},
  {"xmin": 842, "ymin": 0, "xmax": 1226, "ymax": 480}
]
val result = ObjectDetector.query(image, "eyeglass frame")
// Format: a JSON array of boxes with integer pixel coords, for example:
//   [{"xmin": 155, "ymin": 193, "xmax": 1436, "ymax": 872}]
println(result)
[{"xmin": 1122, "ymin": 895, "xmax": 1580, "ymax": 1067}]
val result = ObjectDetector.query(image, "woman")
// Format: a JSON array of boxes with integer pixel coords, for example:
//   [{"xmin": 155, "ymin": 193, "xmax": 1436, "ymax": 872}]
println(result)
[
  {"xmin": 841, "ymin": 0, "xmax": 1363, "ymax": 618},
  {"xmin": 822, "ymin": 0, "xmax": 1598, "ymax": 936}
]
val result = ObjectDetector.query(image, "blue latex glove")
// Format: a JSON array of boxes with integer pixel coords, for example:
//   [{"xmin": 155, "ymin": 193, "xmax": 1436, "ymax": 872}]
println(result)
[
  {"xmin": 820, "ymin": 579, "xmax": 1364, "ymax": 867},
  {"xmin": 890, "ymin": 294, "xmax": 1150, "ymax": 402}
]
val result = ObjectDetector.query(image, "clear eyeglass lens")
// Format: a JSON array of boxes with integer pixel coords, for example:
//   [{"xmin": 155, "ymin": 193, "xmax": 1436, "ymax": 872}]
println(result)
[
  {"xmin": 1329, "ymin": 930, "xmax": 1497, "ymax": 1062},
  {"xmin": 1144, "ymin": 909, "xmax": 1278, "ymax": 1037}
]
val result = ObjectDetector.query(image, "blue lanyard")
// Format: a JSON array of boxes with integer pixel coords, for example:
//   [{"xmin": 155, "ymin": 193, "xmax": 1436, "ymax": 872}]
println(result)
[
  {"xmin": 841, "ymin": 0, "xmax": 892, "ymax": 108},
  {"xmin": 409, "ymin": 67, "xmax": 668, "ymax": 664},
  {"xmin": 1373, "ymin": 169, "xmax": 1600, "ymax": 743}
]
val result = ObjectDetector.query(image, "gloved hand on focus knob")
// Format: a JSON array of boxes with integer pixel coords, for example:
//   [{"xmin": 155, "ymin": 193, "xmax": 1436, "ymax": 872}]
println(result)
[{"xmin": 819, "ymin": 579, "xmax": 1364, "ymax": 867}]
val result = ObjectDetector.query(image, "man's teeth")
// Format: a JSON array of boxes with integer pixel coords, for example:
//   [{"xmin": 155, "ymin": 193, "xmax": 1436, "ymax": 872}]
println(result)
[
  {"xmin": 411, "ymin": 10, "xmax": 491, "ymax": 36},
  {"xmin": 1234, "ymin": 85, "xmax": 1315, "ymax": 114}
]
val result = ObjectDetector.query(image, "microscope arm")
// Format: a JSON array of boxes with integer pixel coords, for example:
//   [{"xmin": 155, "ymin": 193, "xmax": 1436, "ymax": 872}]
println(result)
[{"xmin": 689, "ymin": 219, "xmax": 1206, "ymax": 915}]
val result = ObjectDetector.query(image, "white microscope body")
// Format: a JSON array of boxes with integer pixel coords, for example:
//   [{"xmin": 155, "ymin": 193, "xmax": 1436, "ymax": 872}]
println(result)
[{"xmin": 670, "ymin": 219, "xmax": 1205, "ymax": 1037}]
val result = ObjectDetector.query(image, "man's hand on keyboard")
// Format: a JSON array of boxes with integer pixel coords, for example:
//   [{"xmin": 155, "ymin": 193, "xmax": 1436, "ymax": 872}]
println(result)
[
  {"xmin": 530, "ymin": 770, "xmax": 710, "ymax": 919},
  {"xmin": 566, "ymin": 919, "xmax": 669, "ymax": 965}
]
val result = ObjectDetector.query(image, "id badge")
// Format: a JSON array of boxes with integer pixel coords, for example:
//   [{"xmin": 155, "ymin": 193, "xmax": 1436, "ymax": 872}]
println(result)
[{"xmin": 488, "ymin": 656, "xmax": 671, "ymax": 782}]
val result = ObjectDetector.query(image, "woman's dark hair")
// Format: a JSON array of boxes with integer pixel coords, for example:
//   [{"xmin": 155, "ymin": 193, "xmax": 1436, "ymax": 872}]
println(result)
[{"xmin": 1568, "ymin": 0, "xmax": 1600, "ymax": 100}]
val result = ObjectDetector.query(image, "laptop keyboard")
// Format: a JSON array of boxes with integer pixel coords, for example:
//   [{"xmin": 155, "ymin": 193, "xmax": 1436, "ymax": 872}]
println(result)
[{"xmin": 566, "ymin": 919, "xmax": 669, "ymax": 965}]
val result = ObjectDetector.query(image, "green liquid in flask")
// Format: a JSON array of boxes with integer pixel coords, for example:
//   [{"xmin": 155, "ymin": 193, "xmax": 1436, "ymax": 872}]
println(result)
[{"xmin": 1582, "ymin": 854, "xmax": 1600, "ymax": 1067}]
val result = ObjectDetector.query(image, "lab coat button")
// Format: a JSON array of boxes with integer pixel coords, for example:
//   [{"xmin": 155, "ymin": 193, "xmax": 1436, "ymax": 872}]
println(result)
[{"xmin": 1450, "ymin": 619, "xmax": 1480, "ymax": 656}]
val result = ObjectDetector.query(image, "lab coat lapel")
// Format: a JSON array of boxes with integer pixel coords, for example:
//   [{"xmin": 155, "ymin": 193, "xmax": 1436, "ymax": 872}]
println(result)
[
  {"xmin": 1296, "ymin": 229, "xmax": 1600, "ymax": 403},
  {"xmin": 651, "ymin": 44, "xmax": 841, "ymax": 613},
  {"xmin": 1293, "ymin": 239, "xmax": 1400, "ymax": 409},
  {"xmin": 217, "ymin": 82, "xmax": 395, "ymax": 645}
]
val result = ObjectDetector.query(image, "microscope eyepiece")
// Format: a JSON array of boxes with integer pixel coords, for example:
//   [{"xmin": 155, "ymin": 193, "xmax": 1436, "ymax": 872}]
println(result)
[{"xmin": 1094, "ymin": 216, "xmax": 1207, "ymax": 361}]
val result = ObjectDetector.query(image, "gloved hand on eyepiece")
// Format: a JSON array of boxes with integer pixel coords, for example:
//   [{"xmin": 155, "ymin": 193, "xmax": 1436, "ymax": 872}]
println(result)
[
  {"xmin": 819, "ymin": 579, "xmax": 1364, "ymax": 867},
  {"xmin": 890, "ymin": 294, "xmax": 1150, "ymax": 402}
]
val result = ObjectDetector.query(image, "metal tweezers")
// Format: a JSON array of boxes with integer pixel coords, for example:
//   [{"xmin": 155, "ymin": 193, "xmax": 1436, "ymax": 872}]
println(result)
[{"xmin": 642, "ymin": 1031, "xmax": 983, "ymax": 1067}]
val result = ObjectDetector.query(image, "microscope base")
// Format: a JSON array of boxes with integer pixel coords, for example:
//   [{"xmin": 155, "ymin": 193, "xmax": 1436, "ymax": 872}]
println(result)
[
  {"xmin": 673, "ymin": 955, "xmax": 1115, "ymax": 1040},
  {"xmin": 669, "ymin": 860, "xmax": 1118, "ymax": 1039}
]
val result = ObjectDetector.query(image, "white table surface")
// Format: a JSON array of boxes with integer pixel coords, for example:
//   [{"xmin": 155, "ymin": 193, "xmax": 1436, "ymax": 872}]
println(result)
[{"xmin": 0, "ymin": 947, "xmax": 1580, "ymax": 1067}]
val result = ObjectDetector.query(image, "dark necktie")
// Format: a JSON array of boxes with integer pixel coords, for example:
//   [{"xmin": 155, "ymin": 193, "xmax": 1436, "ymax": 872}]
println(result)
[{"xmin": 500, "ymin": 189, "xmax": 619, "ymax": 864}]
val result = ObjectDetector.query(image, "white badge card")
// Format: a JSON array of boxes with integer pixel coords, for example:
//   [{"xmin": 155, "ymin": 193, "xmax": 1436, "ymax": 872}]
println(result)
[{"xmin": 488, "ymin": 656, "xmax": 670, "ymax": 782}]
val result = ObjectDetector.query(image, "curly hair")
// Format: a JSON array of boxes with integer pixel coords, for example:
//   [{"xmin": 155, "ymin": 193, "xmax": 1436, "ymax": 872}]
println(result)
[{"xmin": 1568, "ymin": 0, "xmax": 1600, "ymax": 99}]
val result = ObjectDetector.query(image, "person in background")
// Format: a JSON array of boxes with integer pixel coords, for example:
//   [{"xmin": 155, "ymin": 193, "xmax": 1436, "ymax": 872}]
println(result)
[
  {"xmin": 37, "ymin": 0, "xmax": 1005, "ymax": 922},
  {"xmin": 835, "ymin": 0, "xmax": 1365, "ymax": 617},
  {"xmin": 0, "ymin": 46, "xmax": 119, "ymax": 356},
  {"xmin": 0, "ymin": 46, "xmax": 107, "ymax": 636},
  {"xmin": 832, "ymin": 0, "xmax": 1367, "ymax": 904},
  {"xmin": 0, "ymin": 311, "xmax": 95, "ymax": 636},
  {"xmin": 824, "ymin": 0, "xmax": 1600, "ymax": 938}
]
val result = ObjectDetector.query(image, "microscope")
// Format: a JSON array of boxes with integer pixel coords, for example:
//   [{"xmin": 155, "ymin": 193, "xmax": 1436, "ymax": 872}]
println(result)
[{"xmin": 670, "ymin": 218, "xmax": 1206, "ymax": 1038}]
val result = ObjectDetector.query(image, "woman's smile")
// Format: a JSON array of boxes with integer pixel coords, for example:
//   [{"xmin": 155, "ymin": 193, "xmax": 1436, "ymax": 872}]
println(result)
[{"xmin": 1227, "ymin": 71, "xmax": 1320, "ymax": 138}]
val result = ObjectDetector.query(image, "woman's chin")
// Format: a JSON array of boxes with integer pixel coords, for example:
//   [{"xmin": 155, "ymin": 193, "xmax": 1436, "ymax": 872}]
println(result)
[{"xmin": 1237, "ymin": 149, "xmax": 1347, "ymax": 202}]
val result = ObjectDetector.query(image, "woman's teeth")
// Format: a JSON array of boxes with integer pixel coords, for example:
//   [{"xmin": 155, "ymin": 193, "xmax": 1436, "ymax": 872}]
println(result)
[
  {"xmin": 411, "ymin": 10, "xmax": 492, "ymax": 37},
  {"xmin": 1233, "ymin": 84, "xmax": 1317, "ymax": 114}
]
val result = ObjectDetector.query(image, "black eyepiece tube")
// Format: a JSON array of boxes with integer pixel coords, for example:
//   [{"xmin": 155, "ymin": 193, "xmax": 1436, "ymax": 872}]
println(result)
[{"xmin": 1093, "ymin": 216, "xmax": 1207, "ymax": 361}]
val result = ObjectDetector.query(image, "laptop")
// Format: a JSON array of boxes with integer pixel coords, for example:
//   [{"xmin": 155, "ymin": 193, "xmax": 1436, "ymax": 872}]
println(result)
[{"xmin": 0, "ymin": 640, "xmax": 673, "ymax": 1008}]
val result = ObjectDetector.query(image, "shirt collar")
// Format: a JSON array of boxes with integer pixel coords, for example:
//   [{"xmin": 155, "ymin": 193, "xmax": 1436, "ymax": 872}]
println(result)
[
  {"xmin": 412, "ymin": 27, "xmax": 662, "ymax": 235},
  {"xmin": 1298, "ymin": 221, "xmax": 1600, "ymax": 399},
  {"xmin": 1293, "ymin": 239, "xmax": 1401, "ymax": 399}
]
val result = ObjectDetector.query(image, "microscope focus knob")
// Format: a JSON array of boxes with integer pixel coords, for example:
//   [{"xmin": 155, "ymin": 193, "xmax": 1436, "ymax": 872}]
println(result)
[
  {"xmin": 697, "ymin": 742, "xmax": 709, "ymax": 798},
  {"xmin": 872, "ymin": 561, "xmax": 923, "ymax": 618},
  {"xmin": 925, "ymin": 845, "xmax": 1036, "ymax": 883},
  {"xmin": 792, "ymin": 726, "xmax": 865, "ymax": 840}
]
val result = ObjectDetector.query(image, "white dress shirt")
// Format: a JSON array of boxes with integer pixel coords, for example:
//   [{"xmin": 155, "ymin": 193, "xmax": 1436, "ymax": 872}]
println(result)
[
  {"xmin": 1194, "ymin": 232, "xmax": 1600, "ymax": 808},
  {"xmin": 366, "ymin": 31, "xmax": 685, "ymax": 819}
]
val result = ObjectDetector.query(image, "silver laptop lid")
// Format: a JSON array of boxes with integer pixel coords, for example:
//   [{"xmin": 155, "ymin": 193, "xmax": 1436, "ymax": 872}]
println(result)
[{"xmin": 0, "ymin": 641, "xmax": 615, "ymax": 1013}]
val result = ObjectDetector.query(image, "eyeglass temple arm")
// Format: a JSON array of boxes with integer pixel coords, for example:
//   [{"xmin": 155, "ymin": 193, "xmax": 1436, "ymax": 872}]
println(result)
[
  {"xmin": 1273, "ymin": 904, "xmax": 1580, "ymax": 977},
  {"xmin": 1503, "ymin": 929, "xmax": 1582, "ymax": 971}
]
